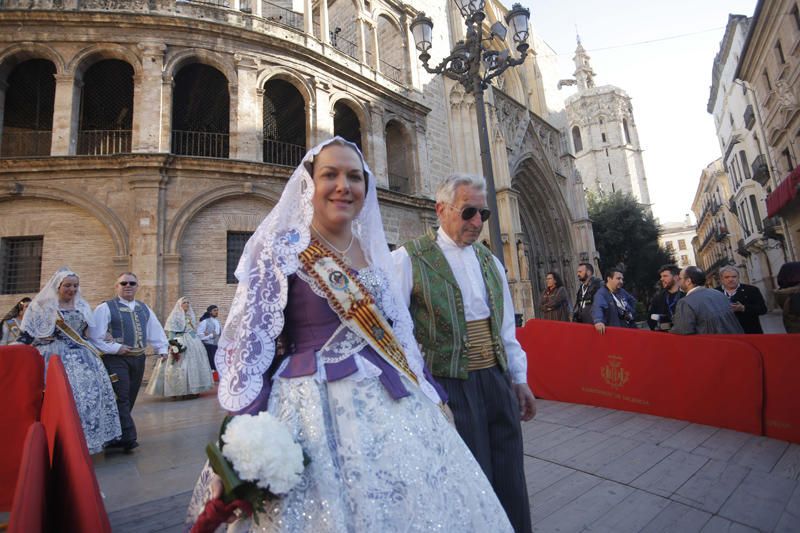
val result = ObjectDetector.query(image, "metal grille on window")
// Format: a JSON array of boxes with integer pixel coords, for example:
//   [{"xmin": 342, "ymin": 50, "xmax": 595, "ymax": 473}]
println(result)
[
  {"xmin": 263, "ymin": 79, "xmax": 306, "ymax": 167},
  {"xmin": 1, "ymin": 59, "xmax": 55, "ymax": 158},
  {"xmin": 262, "ymin": 1, "xmax": 303, "ymax": 30},
  {"xmin": 78, "ymin": 60, "xmax": 134, "ymax": 155},
  {"xmin": 172, "ymin": 63, "xmax": 230, "ymax": 158},
  {"xmin": 226, "ymin": 232, "xmax": 253, "ymax": 284},
  {"xmin": 1, "ymin": 236, "xmax": 43, "ymax": 295},
  {"xmin": 333, "ymin": 102, "xmax": 361, "ymax": 153}
]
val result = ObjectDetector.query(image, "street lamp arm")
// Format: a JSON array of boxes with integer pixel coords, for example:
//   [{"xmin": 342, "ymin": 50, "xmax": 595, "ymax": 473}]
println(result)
[{"xmin": 482, "ymin": 50, "xmax": 528, "ymax": 86}]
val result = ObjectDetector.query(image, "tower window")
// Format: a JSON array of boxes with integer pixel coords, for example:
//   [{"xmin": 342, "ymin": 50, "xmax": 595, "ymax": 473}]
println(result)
[
  {"xmin": 601, "ymin": 133, "xmax": 607, "ymax": 143},
  {"xmin": 622, "ymin": 119, "xmax": 631, "ymax": 144},
  {"xmin": 775, "ymin": 40, "xmax": 786, "ymax": 65},
  {"xmin": 571, "ymin": 126, "xmax": 583, "ymax": 153}
]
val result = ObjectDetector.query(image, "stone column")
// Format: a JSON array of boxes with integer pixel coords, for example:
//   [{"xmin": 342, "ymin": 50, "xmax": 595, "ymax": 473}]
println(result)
[
  {"xmin": 413, "ymin": 121, "xmax": 429, "ymax": 195},
  {"xmin": 319, "ymin": 0, "xmax": 330, "ymax": 44},
  {"xmin": 315, "ymin": 82, "xmax": 333, "ymax": 143},
  {"xmin": 357, "ymin": 17, "xmax": 368, "ymax": 66},
  {"xmin": 233, "ymin": 54, "xmax": 259, "ymax": 161},
  {"xmin": 127, "ymin": 173, "xmax": 168, "ymax": 316},
  {"xmin": 51, "ymin": 73, "xmax": 80, "ymax": 156},
  {"xmin": 368, "ymin": 103, "xmax": 386, "ymax": 186},
  {"xmin": 0, "ymin": 80, "xmax": 7, "ymax": 155},
  {"xmin": 133, "ymin": 42, "xmax": 166, "ymax": 153},
  {"xmin": 371, "ymin": 21, "xmax": 381, "ymax": 71},
  {"xmin": 160, "ymin": 74, "xmax": 174, "ymax": 154},
  {"xmin": 303, "ymin": 0, "xmax": 314, "ymax": 36}
]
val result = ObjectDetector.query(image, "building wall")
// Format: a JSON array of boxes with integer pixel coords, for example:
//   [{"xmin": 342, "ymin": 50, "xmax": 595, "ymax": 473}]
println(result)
[{"xmin": 658, "ymin": 224, "xmax": 698, "ymax": 269}]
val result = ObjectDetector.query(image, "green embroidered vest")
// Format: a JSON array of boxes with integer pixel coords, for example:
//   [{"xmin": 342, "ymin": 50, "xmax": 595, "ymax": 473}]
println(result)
[{"xmin": 403, "ymin": 229, "xmax": 507, "ymax": 380}]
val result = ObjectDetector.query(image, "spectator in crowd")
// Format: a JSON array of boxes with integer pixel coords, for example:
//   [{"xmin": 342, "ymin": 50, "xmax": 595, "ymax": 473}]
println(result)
[
  {"xmin": 1, "ymin": 296, "xmax": 31, "ymax": 345},
  {"xmin": 672, "ymin": 266, "xmax": 743, "ymax": 335},
  {"xmin": 647, "ymin": 265, "xmax": 684, "ymax": 331},
  {"xmin": 573, "ymin": 262, "xmax": 603, "ymax": 324},
  {"xmin": 716, "ymin": 266, "xmax": 767, "ymax": 334},
  {"xmin": 540, "ymin": 271, "xmax": 570, "ymax": 321},
  {"xmin": 774, "ymin": 261, "xmax": 800, "ymax": 333},
  {"xmin": 592, "ymin": 267, "xmax": 637, "ymax": 334},
  {"xmin": 197, "ymin": 304, "xmax": 221, "ymax": 371}
]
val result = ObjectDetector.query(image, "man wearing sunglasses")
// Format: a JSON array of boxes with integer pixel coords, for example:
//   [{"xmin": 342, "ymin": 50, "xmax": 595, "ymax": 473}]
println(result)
[
  {"xmin": 393, "ymin": 174, "xmax": 535, "ymax": 533},
  {"xmin": 89, "ymin": 272, "xmax": 169, "ymax": 453}
]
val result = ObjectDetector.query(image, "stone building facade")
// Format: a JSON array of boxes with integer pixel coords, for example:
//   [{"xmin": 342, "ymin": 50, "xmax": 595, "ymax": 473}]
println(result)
[
  {"xmin": 707, "ymin": 13, "xmax": 788, "ymax": 308},
  {"xmin": 735, "ymin": 0, "xmax": 800, "ymax": 265},
  {"xmin": 0, "ymin": 0, "xmax": 595, "ymax": 323},
  {"xmin": 691, "ymin": 159, "xmax": 745, "ymax": 285},
  {"xmin": 562, "ymin": 40, "xmax": 652, "ymax": 205},
  {"xmin": 658, "ymin": 217, "xmax": 697, "ymax": 269}
]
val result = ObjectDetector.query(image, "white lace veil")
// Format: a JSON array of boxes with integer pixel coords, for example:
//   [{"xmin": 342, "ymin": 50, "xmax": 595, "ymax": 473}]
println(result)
[
  {"xmin": 21, "ymin": 267, "xmax": 95, "ymax": 338},
  {"xmin": 165, "ymin": 297, "xmax": 196, "ymax": 333},
  {"xmin": 216, "ymin": 137, "xmax": 439, "ymax": 412}
]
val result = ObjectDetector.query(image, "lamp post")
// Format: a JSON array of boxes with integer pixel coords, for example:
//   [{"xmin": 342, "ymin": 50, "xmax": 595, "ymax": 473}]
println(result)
[{"xmin": 410, "ymin": 0, "xmax": 531, "ymax": 265}]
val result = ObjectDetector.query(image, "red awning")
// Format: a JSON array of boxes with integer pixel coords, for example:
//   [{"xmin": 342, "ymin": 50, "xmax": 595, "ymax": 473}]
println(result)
[{"xmin": 767, "ymin": 165, "xmax": 800, "ymax": 218}]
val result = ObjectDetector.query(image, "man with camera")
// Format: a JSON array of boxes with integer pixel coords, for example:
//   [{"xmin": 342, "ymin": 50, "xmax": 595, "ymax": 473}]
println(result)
[
  {"xmin": 591, "ymin": 267, "xmax": 638, "ymax": 334},
  {"xmin": 573, "ymin": 262, "xmax": 604, "ymax": 324},
  {"xmin": 647, "ymin": 265, "xmax": 684, "ymax": 331}
]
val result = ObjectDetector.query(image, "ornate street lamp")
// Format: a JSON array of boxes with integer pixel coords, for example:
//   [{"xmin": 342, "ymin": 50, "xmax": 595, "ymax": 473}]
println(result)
[{"xmin": 411, "ymin": 2, "xmax": 531, "ymax": 264}]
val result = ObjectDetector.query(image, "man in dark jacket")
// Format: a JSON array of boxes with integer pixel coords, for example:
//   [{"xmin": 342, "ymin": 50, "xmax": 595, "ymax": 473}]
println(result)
[
  {"xmin": 573, "ymin": 262, "xmax": 604, "ymax": 323},
  {"xmin": 592, "ymin": 268, "xmax": 638, "ymax": 334},
  {"xmin": 673, "ymin": 266, "xmax": 744, "ymax": 335},
  {"xmin": 716, "ymin": 266, "xmax": 767, "ymax": 334},
  {"xmin": 647, "ymin": 264, "xmax": 684, "ymax": 331}
]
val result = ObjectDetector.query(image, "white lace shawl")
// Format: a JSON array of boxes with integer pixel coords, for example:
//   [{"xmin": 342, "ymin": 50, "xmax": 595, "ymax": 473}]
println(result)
[
  {"xmin": 21, "ymin": 267, "xmax": 95, "ymax": 338},
  {"xmin": 165, "ymin": 297, "xmax": 197, "ymax": 333},
  {"xmin": 216, "ymin": 137, "xmax": 439, "ymax": 412}
]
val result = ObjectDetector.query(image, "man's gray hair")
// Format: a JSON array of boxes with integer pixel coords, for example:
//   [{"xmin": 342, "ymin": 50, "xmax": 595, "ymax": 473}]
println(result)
[
  {"xmin": 435, "ymin": 174, "xmax": 487, "ymax": 205},
  {"xmin": 719, "ymin": 265, "xmax": 740, "ymax": 277}
]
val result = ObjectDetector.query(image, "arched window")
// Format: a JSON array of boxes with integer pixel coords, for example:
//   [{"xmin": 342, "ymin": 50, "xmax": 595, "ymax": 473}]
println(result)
[
  {"xmin": 385, "ymin": 120, "xmax": 411, "ymax": 193},
  {"xmin": 377, "ymin": 15, "xmax": 405, "ymax": 84},
  {"xmin": 323, "ymin": 0, "xmax": 360, "ymax": 60},
  {"xmin": 1, "ymin": 59, "xmax": 55, "ymax": 157},
  {"xmin": 171, "ymin": 63, "xmax": 230, "ymax": 158},
  {"xmin": 333, "ymin": 101, "xmax": 362, "ymax": 152},
  {"xmin": 78, "ymin": 59, "xmax": 134, "ymax": 155},
  {"xmin": 262, "ymin": 79, "xmax": 306, "ymax": 167},
  {"xmin": 571, "ymin": 125, "xmax": 583, "ymax": 153},
  {"xmin": 622, "ymin": 118, "xmax": 631, "ymax": 144}
]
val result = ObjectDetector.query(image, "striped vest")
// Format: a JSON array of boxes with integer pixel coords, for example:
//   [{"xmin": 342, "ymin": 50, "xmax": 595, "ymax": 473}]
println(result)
[
  {"xmin": 105, "ymin": 299, "xmax": 150, "ymax": 349},
  {"xmin": 403, "ymin": 230, "xmax": 507, "ymax": 380}
]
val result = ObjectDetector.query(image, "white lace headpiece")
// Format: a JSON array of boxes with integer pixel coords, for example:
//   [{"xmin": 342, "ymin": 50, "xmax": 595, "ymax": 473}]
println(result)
[
  {"xmin": 216, "ymin": 137, "xmax": 439, "ymax": 412},
  {"xmin": 21, "ymin": 267, "xmax": 95, "ymax": 338},
  {"xmin": 165, "ymin": 297, "xmax": 197, "ymax": 333}
]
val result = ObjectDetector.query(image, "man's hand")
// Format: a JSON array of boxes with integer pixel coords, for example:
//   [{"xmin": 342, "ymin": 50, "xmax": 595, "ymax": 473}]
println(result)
[
  {"xmin": 513, "ymin": 383, "xmax": 537, "ymax": 422},
  {"xmin": 117, "ymin": 345, "xmax": 131, "ymax": 355},
  {"xmin": 731, "ymin": 302, "xmax": 745, "ymax": 313},
  {"xmin": 594, "ymin": 322, "xmax": 606, "ymax": 335}
]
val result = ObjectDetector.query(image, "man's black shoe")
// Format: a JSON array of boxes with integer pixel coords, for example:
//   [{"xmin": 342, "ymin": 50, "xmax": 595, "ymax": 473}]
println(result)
[{"xmin": 123, "ymin": 440, "xmax": 139, "ymax": 454}]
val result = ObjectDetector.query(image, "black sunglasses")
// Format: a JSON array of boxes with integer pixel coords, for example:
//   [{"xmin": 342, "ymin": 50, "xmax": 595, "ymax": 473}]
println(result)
[
  {"xmin": 118, "ymin": 281, "xmax": 138, "ymax": 287},
  {"xmin": 450, "ymin": 204, "xmax": 491, "ymax": 222}
]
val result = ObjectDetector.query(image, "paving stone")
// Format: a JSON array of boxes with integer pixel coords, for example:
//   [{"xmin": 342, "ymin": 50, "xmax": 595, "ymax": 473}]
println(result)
[
  {"xmin": 529, "ymin": 470, "xmax": 603, "ymax": 523},
  {"xmin": 580, "ymin": 409, "xmax": 637, "ymax": 433},
  {"xmin": 775, "ymin": 482, "xmax": 800, "ymax": 533},
  {"xmin": 584, "ymin": 489, "xmax": 670, "ymax": 533},
  {"xmin": 699, "ymin": 516, "xmax": 759, "ymax": 532},
  {"xmin": 523, "ymin": 456, "xmax": 574, "ymax": 495},
  {"xmin": 691, "ymin": 428, "xmax": 752, "ymax": 462},
  {"xmin": 772, "ymin": 443, "xmax": 800, "ymax": 480},
  {"xmin": 640, "ymin": 501, "xmax": 712, "ymax": 532},
  {"xmin": 536, "ymin": 430, "xmax": 612, "ymax": 464},
  {"xmin": 672, "ymin": 459, "xmax": 750, "ymax": 513},
  {"xmin": 601, "ymin": 413, "xmax": 661, "ymax": 439},
  {"xmin": 564, "ymin": 435, "xmax": 642, "ymax": 473},
  {"xmin": 525, "ymin": 425, "xmax": 587, "ymax": 456},
  {"xmin": 594, "ymin": 442, "xmax": 674, "ymax": 484},
  {"xmin": 557, "ymin": 405, "xmax": 615, "ymax": 428},
  {"xmin": 719, "ymin": 468, "xmax": 798, "ymax": 531},
  {"xmin": 109, "ymin": 490, "xmax": 192, "ymax": 532},
  {"xmin": 630, "ymin": 449, "xmax": 709, "ymax": 498},
  {"xmin": 532, "ymin": 480, "xmax": 632, "ymax": 533},
  {"xmin": 729, "ymin": 435, "xmax": 791, "ymax": 473},
  {"xmin": 659, "ymin": 423, "xmax": 719, "ymax": 452},
  {"xmin": 629, "ymin": 417, "xmax": 691, "ymax": 445}
]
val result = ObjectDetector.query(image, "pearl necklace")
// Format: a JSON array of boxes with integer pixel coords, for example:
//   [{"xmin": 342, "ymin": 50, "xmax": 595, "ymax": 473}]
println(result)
[{"xmin": 311, "ymin": 223, "xmax": 355, "ymax": 256}]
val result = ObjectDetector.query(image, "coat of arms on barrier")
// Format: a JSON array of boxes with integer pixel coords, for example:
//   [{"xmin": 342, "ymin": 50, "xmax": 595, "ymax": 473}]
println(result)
[{"xmin": 601, "ymin": 354, "xmax": 629, "ymax": 389}]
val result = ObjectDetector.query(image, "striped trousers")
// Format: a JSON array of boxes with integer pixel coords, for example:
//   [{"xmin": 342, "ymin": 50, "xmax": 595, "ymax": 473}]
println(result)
[{"xmin": 438, "ymin": 366, "xmax": 532, "ymax": 533}]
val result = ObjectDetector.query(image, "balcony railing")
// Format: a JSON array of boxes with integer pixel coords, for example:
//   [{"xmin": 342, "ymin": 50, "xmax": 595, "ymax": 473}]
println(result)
[
  {"xmin": 262, "ymin": 139, "xmax": 304, "ymax": 167},
  {"xmin": 314, "ymin": 22, "xmax": 359, "ymax": 60},
  {"xmin": 0, "ymin": 130, "xmax": 52, "ymax": 158},
  {"xmin": 380, "ymin": 59, "xmax": 403, "ymax": 84},
  {"xmin": 736, "ymin": 238, "xmax": 750, "ymax": 257},
  {"xmin": 751, "ymin": 154, "xmax": 770, "ymax": 186},
  {"xmin": 172, "ymin": 130, "xmax": 230, "ymax": 158},
  {"xmin": 388, "ymin": 173, "xmax": 410, "ymax": 193},
  {"xmin": 77, "ymin": 130, "xmax": 132, "ymax": 155},
  {"xmin": 763, "ymin": 216, "xmax": 784, "ymax": 241},
  {"xmin": 187, "ymin": 0, "xmax": 231, "ymax": 7},
  {"xmin": 262, "ymin": 0, "xmax": 302, "ymax": 31},
  {"xmin": 715, "ymin": 226, "xmax": 729, "ymax": 242}
]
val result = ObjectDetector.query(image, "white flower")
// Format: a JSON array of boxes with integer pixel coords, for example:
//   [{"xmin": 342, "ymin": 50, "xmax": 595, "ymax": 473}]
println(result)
[{"xmin": 221, "ymin": 412, "xmax": 305, "ymax": 495}]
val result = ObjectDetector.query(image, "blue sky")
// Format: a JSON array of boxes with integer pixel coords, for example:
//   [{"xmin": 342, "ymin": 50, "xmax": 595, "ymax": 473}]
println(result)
[{"xmin": 522, "ymin": 0, "xmax": 759, "ymax": 224}]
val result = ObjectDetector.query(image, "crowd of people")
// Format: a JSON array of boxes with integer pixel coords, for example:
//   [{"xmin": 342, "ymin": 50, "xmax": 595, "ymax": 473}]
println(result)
[{"xmin": 2, "ymin": 271, "xmax": 221, "ymax": 455}]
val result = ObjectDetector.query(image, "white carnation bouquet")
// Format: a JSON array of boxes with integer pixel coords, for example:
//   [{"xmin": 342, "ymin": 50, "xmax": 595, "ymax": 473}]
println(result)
[{"xmin": 206, "ymin": 412, "xmax": 309, "ymax": 523}]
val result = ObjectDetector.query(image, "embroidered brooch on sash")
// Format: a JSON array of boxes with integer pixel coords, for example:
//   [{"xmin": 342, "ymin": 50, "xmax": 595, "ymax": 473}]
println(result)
[{"xmin": 298, "ymin": 240, "xmax": 418, "ymax": 386}]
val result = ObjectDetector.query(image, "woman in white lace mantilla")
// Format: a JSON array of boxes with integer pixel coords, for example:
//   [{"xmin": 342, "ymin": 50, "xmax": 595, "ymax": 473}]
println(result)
[
  {"xmin": 17, "ymin": 267, "xmax": 121, "ymax": 454},
  {"xmin": 147, "ymin": 297, "xmax": 214, "ymax": 398},
  {"xmin": 184, "ymin": 138, "xmax": 513, "ymax": 532}
]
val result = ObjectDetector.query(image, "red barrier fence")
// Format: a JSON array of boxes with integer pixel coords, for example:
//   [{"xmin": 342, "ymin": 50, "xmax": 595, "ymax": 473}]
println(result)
[{"xmin": 517, "ymin": 320, "xmax": 799, "ymax": 442}]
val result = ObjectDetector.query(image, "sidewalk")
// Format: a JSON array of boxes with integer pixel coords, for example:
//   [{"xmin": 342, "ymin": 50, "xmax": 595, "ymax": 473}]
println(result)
[{"xmin": 94, "ymin": 393, "xmax": 799, "ymax": 532}]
